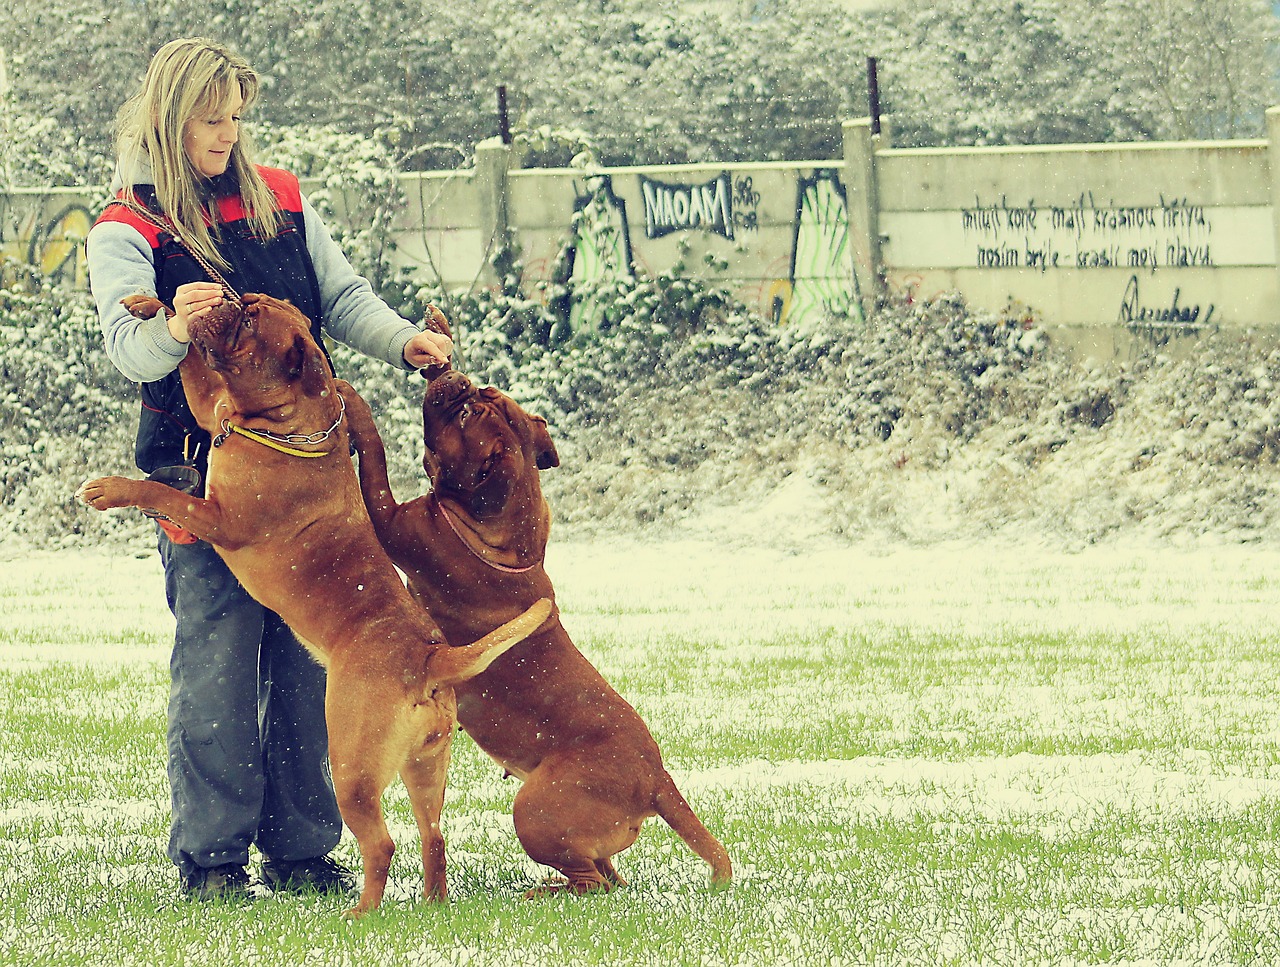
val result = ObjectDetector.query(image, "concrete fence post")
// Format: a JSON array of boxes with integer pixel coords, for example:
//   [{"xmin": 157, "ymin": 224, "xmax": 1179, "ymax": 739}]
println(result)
[
  {"xmin": 474, "ymin": 136, "xmax": 513, "ymax": 281},
  {"xmin": 842, "ymin": 117, "xmax": 883, "ymax": 314},
  {"xmin": 1266, "ymin": 108, "xmax": 1280, "ymax": 298}
]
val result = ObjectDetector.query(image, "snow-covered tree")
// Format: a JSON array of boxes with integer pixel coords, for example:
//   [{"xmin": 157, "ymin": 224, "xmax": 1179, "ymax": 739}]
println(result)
[
  {"xmin": 1067, "ymin": 0, "xmax": 1278, "ymax": 141},
  {"xmin": 0, "ymin": 0, "xmax": 1275, "ymax": 177},
  {"xmin": 869, "ymin": 0, "xmax": 1277, "ymax": 146}
]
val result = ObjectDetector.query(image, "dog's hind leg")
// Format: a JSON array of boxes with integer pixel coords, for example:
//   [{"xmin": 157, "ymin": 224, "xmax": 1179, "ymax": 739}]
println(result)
[
  {"xmin": 398, "ymin": 727, "xmax": 455, "ymax": 902},
  {"xmin": 512, "ymin": 779, "xmax": 626, "ymax": 897},
  {"xmin": 332, "ymin": 769, "xmax": 396, "ymax": 917},
  {"xmin": 326, "ymin": 683, "xmax": 404, "ymax": 918}
]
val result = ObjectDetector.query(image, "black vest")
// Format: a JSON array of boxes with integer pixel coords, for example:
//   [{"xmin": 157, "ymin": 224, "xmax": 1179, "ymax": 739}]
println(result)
[{"xmin": 96, "ymin": 167, "xmax": 326, "ymax": 475}]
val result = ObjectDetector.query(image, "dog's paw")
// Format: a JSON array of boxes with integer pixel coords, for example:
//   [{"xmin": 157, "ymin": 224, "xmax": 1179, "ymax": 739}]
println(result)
[
  {"xmin": 122, "ymin": 293, "xmax": 174, "ymax": 320},
  {"xmin": 422, "ymin": 304, "xmax": 453, "ymax": 340},
  {"xmin": 522, "ymin": 875, "xmax": 613, "ymax": 899},
  {"xmin": 76, "ymin": 476, "xmax": 136, "ymax": 511}
]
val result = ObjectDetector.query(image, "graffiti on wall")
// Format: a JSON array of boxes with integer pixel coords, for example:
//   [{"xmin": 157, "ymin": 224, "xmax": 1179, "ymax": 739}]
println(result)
[
  {"xmin": 565, "ymin": 175, "xmax": 634, "ymax": 330},
  {"xmin": 640, "ymin": 172, "xmax": 735, "ymax": 241},
  {"xmin": 571, "ymin": 168, "xmax": 857, "ymax": 328},
  {"xmin": 961, "ymin": 192, "xmax": 1214, "ymax": 274},
  {"xmin": 0, "ymin": 199, "xmax": 92, "ymax": 286},
  {"xmin": 781, "ymin": 170, "xmax": 857, "ymax": 326},
  {"xmin": 731, "ymin": 176, "xmax": 762, "ymax": 235},
  {"xmin": 1117, "ymin": 273, "xmax": 1216, "ymax": 341},
  {"xmin": 956, "ymin": 191, "xmax": 1223, "ymax": 338}
]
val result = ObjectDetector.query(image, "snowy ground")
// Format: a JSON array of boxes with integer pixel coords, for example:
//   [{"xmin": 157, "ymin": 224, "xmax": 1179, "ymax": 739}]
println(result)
[{"xmin": 5, "ymin": 519, "xmax": 1280, "ymax": 963}]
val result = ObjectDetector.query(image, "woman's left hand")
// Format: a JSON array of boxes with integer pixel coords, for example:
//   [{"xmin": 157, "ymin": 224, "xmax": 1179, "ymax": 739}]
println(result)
[{"xmin": 403, "ymin": 329, "xmax": 453, "ymax": 370}]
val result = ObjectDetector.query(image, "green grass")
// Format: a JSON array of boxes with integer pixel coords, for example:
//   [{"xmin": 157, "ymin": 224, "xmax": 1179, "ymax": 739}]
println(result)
[{"xmin": 3, "ymin": 543, "xmax": 1280, "ymax": 965}]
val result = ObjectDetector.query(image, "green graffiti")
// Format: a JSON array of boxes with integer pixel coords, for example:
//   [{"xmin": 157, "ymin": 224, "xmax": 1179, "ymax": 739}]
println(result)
[
  {"xmin": 786, "ymin": 170, "xmax": 858, "ymax": 326},
  {"xmin": 567, "ymin": 176, "xmax": 633, "ymax": 331}
]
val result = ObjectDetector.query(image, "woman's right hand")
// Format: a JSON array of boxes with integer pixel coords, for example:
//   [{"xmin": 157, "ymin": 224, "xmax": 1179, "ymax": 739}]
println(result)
[{"xmin": 170, "ymin": 282, "xmax": 225, "ymax": 343}]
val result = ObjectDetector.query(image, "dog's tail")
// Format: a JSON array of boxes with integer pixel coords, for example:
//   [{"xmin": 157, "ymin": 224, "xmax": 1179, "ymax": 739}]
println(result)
[
  {"xmin": 428, "ymin": 598, "xmax": 554, "ymax": 686},
  {"xmin": 655, "ymin": 774, "xmax": 732, "ymax": 887}
]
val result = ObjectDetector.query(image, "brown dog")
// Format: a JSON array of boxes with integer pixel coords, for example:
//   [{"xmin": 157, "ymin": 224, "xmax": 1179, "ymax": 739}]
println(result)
[
  {"xmin": 78, "ymin": 293, "xmax": 552, "ymax": 917},
  {"xmin": 339, "ymin": 370, "xmax": 732, "ymax": 896}
]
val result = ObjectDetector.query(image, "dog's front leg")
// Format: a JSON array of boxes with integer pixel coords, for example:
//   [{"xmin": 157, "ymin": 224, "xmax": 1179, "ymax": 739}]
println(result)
[
  {"xmin": 336, "ymin": 381, "xmax": 411, "ymax": 544},
  {"xmin": 76, "ymin": 477, "xmax": 248, "ymax": 550}
]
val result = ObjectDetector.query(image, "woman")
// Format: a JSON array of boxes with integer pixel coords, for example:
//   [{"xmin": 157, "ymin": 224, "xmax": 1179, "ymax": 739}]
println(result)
[{"xmin": 86, "ymin": 38, "xmax": 452, "ymax": 901}]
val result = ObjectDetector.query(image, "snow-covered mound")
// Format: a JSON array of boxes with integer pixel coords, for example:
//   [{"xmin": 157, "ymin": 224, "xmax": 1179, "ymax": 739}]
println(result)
[{"xmin": 540, "ymin": 295, "xmax": 1280, "ymax": 550}]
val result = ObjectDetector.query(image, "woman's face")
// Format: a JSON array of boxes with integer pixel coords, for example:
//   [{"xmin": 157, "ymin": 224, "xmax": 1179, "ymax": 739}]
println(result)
[{"xmin": 183, "ymin": 89, "xmax": 242, "ymax": 179}]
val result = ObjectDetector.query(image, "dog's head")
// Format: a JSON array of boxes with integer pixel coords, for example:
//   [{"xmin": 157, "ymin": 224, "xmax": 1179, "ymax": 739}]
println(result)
[
  {"xmin": 421, "ymin": 370, "xmax": 558, "ymax": 519},
  {"xmin": 189, "ymin": 293, "xmax": 332, "ymax": 415}
]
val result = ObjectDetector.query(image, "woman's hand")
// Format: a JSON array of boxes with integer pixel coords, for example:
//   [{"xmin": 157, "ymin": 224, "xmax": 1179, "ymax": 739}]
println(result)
[
  {"xmin": 403, "ymin": 329, "xmax": 453, "ymax": 370},
  {"xmin": 169, "ymin": 282, "xmax": 226, "ymax": 342}
]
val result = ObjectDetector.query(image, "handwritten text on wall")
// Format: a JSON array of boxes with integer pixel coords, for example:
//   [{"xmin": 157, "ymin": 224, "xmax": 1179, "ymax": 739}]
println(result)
[{"xmin": 961, "ymin": 193, "xmax": 1212, "ymax": 273}]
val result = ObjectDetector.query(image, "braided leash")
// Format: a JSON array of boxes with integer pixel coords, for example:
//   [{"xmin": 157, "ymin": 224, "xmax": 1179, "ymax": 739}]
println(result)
[{"xmin": 106, "ymin": 198, "xmax": 243, "ymax": 308}]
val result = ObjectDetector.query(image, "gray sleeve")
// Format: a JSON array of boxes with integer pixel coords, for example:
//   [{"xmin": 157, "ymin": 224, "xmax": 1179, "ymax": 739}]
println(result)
[
  {"xmin": 86, "ymin": 221, "xmax": 190, "ymax": 384},
  {"xmin": 303, "ymin": 196, "xmax": 417, "ymax": 370}
]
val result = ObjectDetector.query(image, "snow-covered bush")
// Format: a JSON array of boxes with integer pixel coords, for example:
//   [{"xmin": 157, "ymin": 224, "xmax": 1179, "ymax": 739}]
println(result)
[
  {"xmin": 395, "ymin": 233, "xmax": 775, "ymax": 431},
  {"xmin": 0, "ymin": 110, "xmax": 113, "ymax": 189},
  {"xmin": 0, "ymin": 282, "xmax": 142, "ymax": 549},
  {"xmin": 10, "ymin": 261, "xmax": 1280, "ymax": 553}
]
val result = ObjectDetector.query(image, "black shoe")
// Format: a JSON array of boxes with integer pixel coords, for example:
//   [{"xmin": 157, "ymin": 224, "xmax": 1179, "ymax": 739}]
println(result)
[
  {"xmin": 181, "ymin": 863, "xmax": 253, "ymax": 902},
  {"xmin": 261, "ymin": 854, "xmax": 355, "ymax": 894}
]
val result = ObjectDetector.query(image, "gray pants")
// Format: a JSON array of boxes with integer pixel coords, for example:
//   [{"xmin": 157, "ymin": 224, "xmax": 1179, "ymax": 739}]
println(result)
[{"xmin": 158, "ymin": 531, "xmax": 342, "ymax": 877}]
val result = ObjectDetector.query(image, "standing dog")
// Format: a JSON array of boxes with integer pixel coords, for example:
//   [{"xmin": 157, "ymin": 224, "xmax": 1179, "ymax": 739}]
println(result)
[
  {"xmin": 78, "ymin": 293, "xmax": 551, "ymax": 917},
  {"xmin": 339, "ymin": 369, "xmax": 732, "ymax": 895}
]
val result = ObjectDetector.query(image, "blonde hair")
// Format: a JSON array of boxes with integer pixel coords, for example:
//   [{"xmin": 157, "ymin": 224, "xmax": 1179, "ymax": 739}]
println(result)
[{"xmin": 115, "ymin": 38, "xmax": 281, "ymax": 271}]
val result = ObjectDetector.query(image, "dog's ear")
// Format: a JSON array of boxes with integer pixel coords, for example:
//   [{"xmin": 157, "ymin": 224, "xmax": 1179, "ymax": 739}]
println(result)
[
  {"xmin": 283, "ymin": 334, "xmax": 306, "ymax": 379},
  {"xmin": 530, "ymin": 414, "xmax": 559, "ymax": 470},
  {"xmin": 285, "ymin": 333, "xmax": 331, "ymax": 398},
  {"xmin": 485, "ymin": 390, "xmax": 560, "ymax": 471}
]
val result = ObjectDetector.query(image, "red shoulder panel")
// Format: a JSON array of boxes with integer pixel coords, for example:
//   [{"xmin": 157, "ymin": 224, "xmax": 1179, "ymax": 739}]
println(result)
[
  {"xmin": 95, "ymin": 196, "xmax": 165, "ymax": 248},
  {"xmin": 213, "ymin": 166, "xmax": 303, "ymax": 224},
  {"xmin": 256, "ymin": 166, "xmax": 304, "ymax": 213}
]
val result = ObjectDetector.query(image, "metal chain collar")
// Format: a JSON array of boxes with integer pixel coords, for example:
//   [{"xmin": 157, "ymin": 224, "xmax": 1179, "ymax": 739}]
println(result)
[{"xmin": 213, "ymin": 395, "xmax": 346, "ymax": 451}]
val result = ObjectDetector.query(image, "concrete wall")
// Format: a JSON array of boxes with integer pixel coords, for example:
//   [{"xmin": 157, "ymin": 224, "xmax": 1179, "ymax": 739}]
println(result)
[
  {"xmin": 8, "ymin": 112, "xmax": 1280, "ymax": 359},
  {"xmin": 388, "ymin": 142, "xmax": 856, "ymax": 331},
  {"xmin": 874, "ymin": 133, "xmax": 1277, "ymax": 356},
  {"xmin": 383, "ymin": 122, "xmax": 1280, "ymax": 356}
]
